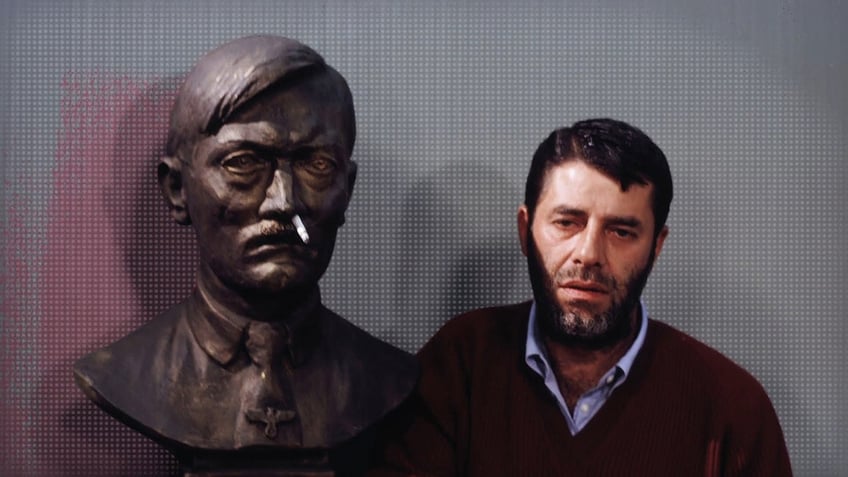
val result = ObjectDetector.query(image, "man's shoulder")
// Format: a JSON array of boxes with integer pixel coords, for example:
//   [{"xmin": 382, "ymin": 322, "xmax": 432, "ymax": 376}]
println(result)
[
  {"xmin": 643, "ymin": 319, "xmax": 791, "ymax": 474},
  {"xmin": 436, "ymin": 300, "xmax": 531, "ymax": 337},
  {"xmin": 646, "ymin": 319, "xmax": 773, "ymax": 404},
  {"xmin": 419, "ymin": 301, "xmax": 532, "ymax": 357}
]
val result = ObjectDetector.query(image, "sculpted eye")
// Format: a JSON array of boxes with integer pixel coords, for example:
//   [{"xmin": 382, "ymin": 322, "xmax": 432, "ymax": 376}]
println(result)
[
  {"xmin": 303, "ymin": 155, "xmax": 336, "ymax": 175},
  {"xmin": 221, "ymin": 152, "xmax": 267, "ymax": 175}
]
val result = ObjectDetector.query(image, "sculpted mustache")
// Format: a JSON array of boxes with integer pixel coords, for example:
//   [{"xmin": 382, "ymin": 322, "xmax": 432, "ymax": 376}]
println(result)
[
  {"xmin": 554, "ymin": 267, "xmax": 617, "ymax": 289},
  {"xmin": 244, "ymin": 222, "xmax": 302, "ymax": 248}
]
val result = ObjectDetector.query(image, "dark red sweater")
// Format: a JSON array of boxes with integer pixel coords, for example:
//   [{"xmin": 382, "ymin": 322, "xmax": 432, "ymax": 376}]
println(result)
[{"xmin": 371, "ymin": 302, "xmax": 792, "ymax": 477}]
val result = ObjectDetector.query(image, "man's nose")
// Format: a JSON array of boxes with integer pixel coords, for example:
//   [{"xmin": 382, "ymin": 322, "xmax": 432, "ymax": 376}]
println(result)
[
  {"xmin": 571, "ymin": 224, "xmax": 605, "ymax": 268},
  {"xmin": 259, "ymin": 167, "xmax": 296, "ymax": 218}
]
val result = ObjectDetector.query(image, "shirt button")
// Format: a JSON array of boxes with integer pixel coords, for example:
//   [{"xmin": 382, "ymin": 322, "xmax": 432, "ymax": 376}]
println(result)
[
  {"xmin": 579, "ymin": 403, "xmax": 590, "ymax": 413},
  {"xmin": 606, "ymin": 375, "xmax": 615, "ymax": 384}
]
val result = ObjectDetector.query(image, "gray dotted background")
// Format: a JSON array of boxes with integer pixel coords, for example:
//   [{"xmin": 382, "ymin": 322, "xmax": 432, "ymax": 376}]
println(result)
[{"xmin": 0, "ymin": 0, "xmax": 846, "ymax": 475}]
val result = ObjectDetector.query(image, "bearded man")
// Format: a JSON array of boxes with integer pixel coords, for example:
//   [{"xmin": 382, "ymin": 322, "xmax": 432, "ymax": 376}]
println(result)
[{"xmin": 370, "ymin": 118, "xmax": 792, "ymax": 476}]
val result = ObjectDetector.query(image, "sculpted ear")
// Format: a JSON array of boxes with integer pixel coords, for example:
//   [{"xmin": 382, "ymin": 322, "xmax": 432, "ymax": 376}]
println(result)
[
  {"xmin": 335, "ymin": 160, "xmax": 357, "ymax": 228},
  {"xmin": 158, "ymin": 156, "xmax": 191, "ymax": 225},
  {"xmin": 346, "ymin": 160, "xmax": 358, "ymax": 198}
]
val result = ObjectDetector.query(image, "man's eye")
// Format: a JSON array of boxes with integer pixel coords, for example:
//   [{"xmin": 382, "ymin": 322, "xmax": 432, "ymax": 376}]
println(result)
[
  {"xmin": 611, "ymin": 228, "xmax": 635, "ymax": 239},
  {"xmin": 222, "ymin": 153, "xmax": 266, "ymax": 175}
]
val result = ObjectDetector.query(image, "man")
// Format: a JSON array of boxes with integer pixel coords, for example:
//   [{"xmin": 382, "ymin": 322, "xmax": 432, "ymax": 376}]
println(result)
[
  {"xmin": 74, "ymin": 35, "xmax": 416, "ymax": 475},
  {"xmin": 371, "ymin": 119, "xmax": 791, "ymax": 476}
]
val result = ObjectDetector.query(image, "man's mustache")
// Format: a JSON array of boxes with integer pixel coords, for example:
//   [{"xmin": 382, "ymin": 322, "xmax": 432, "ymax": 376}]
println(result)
[{"xmin": 554, "ymin": 267, "xmax": 617, "ymax": 289}]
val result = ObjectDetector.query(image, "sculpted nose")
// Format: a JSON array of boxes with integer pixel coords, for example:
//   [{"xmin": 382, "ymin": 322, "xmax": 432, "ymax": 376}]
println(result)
[{"xmin": 259, "ymin": 168, "xmax": 296, "ymax": 218}]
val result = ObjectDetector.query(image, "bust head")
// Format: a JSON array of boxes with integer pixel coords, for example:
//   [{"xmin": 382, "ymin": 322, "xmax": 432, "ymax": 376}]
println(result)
[{"xmin": 158, "ymin": 35, "xmax": 357, "ymax": 312}]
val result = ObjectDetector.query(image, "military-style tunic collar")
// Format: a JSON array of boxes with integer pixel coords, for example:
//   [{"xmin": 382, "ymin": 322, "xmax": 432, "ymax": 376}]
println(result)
[{"xmin": 186, "ymin": 284, "xmax": 322, "ymax": 368}]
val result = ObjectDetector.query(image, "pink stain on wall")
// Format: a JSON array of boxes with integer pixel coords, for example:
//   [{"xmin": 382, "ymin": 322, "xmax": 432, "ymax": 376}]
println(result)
[
  {"xmin": 2, "ymin": 72, "xmax": 200, "ymax": 476},
  {"xmin": 0, "ymin": 194, "xmax": 33, "ymax": 471}
]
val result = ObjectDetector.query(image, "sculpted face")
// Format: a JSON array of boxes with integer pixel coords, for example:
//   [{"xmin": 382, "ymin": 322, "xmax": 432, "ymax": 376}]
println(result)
[
  {"xmin": 172, "ymin": 72, "xmax": 356, "ymax": 296},
  {"xmin": 518, "ymin": 160, "xmax": 667, "ymax": 347}
]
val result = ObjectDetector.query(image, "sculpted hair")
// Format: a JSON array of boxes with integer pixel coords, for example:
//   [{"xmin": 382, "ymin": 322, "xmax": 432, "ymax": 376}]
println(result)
[
  {"xmin": 524, "ymin": 118, "xmax": 673, "ymax": 235},
  {"xmin": 166, "ymin": 35, "xmax": 356, "ymax": 159}
]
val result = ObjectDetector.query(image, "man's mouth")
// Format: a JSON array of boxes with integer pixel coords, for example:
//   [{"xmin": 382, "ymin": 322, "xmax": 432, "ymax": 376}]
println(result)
[
  {"xmin": 561, "ymin": 280, "xmax": 609, "ymax": 293},
  {"xmin": 559, "ymin": 280, "xmax": 610, "ymax": 301}
]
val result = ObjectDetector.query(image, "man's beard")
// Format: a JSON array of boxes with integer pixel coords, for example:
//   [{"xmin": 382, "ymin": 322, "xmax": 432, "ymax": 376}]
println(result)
[{"xmin": 526, "ymin": 227, "xmax": 655, "ymax": 350}]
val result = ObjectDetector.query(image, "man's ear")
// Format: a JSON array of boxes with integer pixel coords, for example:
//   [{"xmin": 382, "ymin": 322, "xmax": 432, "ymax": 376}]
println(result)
[
  {"xmin": 653, "ymin": 225, "xmax": 669, "ymax": 261},
  {"xmin": 517, "ymin": 205, "xmax": 530, "ymax": 257},
  {"xmin": 158, "ymin": 156, "xmax": 191, "ymax": 225}
]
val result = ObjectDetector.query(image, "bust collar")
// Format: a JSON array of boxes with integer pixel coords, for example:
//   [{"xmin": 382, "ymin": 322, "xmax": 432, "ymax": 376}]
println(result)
[{"xmin": 186, "ymin": 283, "xmax": 322, "ymax": 368}]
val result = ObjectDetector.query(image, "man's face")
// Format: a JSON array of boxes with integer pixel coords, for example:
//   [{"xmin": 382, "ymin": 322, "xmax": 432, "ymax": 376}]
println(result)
[
  {"xmin": 518, "ymin": 160, "xmax": 667, "ymax": 348},
  {"xmin": 179, "ymin": 73, "xmax": 355, "ymax": 296}
]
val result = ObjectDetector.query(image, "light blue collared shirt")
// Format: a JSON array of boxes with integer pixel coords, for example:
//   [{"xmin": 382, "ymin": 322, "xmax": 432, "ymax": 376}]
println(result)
[{"xmin": 524, "ymin": 300, "xmax": 649, "ymax": 435}]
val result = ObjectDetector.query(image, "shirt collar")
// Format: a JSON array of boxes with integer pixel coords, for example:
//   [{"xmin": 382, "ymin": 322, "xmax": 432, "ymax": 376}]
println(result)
[
  {"xmin": 524, "ymin": 300, "xmax": 649, "ymax": 382},
  {"xmin": 186, "ymin": 284, "xmax": 322, "ymax": 368},
  {"xmin": 616, "ymin": 300, "xmax": 648, "ymax": 377}
]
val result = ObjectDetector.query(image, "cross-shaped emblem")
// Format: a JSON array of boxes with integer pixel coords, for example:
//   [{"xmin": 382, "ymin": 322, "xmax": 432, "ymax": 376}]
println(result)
[{"xmin": 245, "ymin": 406, "xmax": 297, "ymax": 439}]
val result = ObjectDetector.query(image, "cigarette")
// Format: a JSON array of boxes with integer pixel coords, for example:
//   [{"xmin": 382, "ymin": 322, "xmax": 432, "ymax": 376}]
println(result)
[{"xmin": 292, "ymin": 214, "xmax": 310, "ymax": 244}]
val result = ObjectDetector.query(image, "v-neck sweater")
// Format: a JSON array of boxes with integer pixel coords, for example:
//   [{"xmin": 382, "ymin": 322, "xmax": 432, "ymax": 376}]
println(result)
[{"xmin": 371, "ymin": 301, "xmax": 792, "ymax": 477}]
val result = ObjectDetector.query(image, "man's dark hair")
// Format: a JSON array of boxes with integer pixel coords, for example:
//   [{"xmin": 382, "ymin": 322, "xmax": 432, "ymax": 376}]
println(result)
[{"xmin": 524, "ymin": 118, "xmax": 673, "ymax": 235}]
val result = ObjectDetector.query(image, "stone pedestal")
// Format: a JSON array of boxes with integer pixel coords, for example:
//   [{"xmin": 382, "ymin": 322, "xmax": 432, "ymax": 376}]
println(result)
[
  {"xmin": 181, "ymin": 449, "xmax": 333, "ymax": 477},
  {"xmin": 185, "ymin": 468, "xmax": 332, "ymax": 477}
]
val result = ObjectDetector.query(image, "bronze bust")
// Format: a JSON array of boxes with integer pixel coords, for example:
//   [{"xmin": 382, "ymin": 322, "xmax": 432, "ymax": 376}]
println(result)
[{"xmin": 73, "ymin": 35, "xmax": 416, "ymax": 476}]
